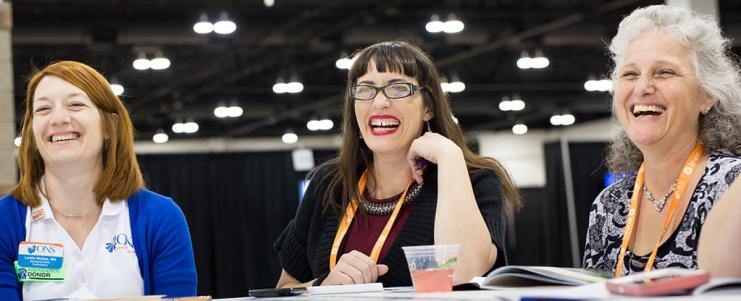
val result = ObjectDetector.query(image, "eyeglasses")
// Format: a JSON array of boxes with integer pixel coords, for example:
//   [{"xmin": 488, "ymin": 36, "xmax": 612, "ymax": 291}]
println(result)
[{"xmin": 350, "ymin": 83, "xmax": 426, "ymax": 101}]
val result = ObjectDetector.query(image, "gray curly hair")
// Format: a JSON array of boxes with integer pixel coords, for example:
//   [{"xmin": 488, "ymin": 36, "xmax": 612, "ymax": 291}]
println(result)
[{"xmin": 606, "ymin": 5, "xmax": 741, "ymax": 173}]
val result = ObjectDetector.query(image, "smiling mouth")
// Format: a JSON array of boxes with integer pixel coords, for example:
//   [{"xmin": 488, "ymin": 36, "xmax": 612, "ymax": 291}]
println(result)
[
  {"xmin": 368, "ymin": 118, "xmax": 400, "ymax": 135},
  {"xmin": 632, "ymin": 104, "xmax": 666, "ymax": 117},
  {"xmin": 49, "ymin": 133, "xmax": 80, "ymax": 143}
]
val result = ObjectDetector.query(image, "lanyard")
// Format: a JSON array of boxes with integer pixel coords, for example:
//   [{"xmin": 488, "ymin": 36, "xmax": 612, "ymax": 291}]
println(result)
[
  {"xmin": 329, "ymin": 170, "xmax": 413, "ymax": 270},
  {"xmin": 615, "ymin": 143, "xmax": 703, "ymax": 276}
]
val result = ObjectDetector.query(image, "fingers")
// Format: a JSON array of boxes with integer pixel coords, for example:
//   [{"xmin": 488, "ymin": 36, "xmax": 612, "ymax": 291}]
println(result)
[
  {"xmin": 324, "ymin": 251, "xmax": 383, "ymax": 285},
  {"xmin": 377, "ymin": 264, "xmax": 389, "ymax": 276}
]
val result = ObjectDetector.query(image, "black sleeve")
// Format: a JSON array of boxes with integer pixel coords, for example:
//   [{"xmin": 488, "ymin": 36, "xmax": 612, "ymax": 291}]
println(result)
[
  {"xmin": 273, "ymin": 168, "xmax": 327, "ymax": 282},
  {"xmin": 469, "ymin": 169, "xmax": 508, "ymax": 271}
]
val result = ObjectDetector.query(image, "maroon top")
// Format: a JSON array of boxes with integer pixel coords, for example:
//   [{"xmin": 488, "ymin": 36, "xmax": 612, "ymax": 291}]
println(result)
[{"xmin": 340, "ymin": 191, "xmax": 413, "ymax": 263}]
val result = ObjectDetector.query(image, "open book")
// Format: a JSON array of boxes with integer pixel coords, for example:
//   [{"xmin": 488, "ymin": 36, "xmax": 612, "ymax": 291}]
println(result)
[{"xmin": 458, "ymin": 265, "xmax": 613, "ymax": 290}]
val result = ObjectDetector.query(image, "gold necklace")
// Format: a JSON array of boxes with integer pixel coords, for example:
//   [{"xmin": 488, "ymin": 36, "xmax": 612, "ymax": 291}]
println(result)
[
  {"xmin": 47, "ymin": 199, "xmax": 99, "ymax": 218},
  {"xmin": 40, "ymin": 183, "xmax": 99, "ymax": 218}
]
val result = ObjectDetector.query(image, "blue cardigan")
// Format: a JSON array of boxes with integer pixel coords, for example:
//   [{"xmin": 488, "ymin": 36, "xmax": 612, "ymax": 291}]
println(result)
[{"xmin": 0, "ymin": 189, "xmax": 198, "ymax": 300}]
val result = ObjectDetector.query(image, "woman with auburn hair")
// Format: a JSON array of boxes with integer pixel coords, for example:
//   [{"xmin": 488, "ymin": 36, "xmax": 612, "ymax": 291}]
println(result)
[
  {"xmin": 583, "ymin": 5, "xmax": 741, "ymax": 277},
  {"xmin": 275, "ymin": 41, "xmax": 521, "ymax": 287},
  {"xmin": 0, "ymin": 61, "xmax": 197, "ymax": 300}
]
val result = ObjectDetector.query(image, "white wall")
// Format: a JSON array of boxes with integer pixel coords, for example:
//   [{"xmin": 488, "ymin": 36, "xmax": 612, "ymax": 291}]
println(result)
[
  {"xmin": 474, "ymin": 118, "xmax": 619, "ymax": 188},
  {"xmin": 134, "ymin": 118, "xmax": 621, "ymax": 189},
  {"xmin": 135, "ymin": 135, "xmax": 341, "ymax": 154}
]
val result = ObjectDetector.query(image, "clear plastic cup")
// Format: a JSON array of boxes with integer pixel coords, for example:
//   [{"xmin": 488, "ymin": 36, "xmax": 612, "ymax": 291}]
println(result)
[{"xmin": 402, "ymin": 244, "xmax": 460, "ymax": 293}]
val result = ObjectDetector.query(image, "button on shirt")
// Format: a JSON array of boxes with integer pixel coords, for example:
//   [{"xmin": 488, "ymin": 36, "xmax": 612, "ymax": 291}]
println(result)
[{"xmin": 22, "ymin": 196, "xmax": 144, "ymax": 300}]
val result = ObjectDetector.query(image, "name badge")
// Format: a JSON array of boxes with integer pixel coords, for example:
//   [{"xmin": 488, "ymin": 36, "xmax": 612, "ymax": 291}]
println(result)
[
  {"xmin": 14, "ymin": 261, "xmax": 65, "ymax": 282},
  {"xmin": 18, "ymin": 241, "xmax": 64, "ymax": 269}
]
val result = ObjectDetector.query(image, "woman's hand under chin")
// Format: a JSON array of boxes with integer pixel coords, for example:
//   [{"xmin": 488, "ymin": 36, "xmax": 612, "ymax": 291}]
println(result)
[{"xmin": 406, "ymin": 132, "xmax": 463, "ymax": 184}]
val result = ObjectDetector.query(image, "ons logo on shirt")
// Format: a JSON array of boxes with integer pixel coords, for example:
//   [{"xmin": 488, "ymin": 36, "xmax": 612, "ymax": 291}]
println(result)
[{"xmin": 105, "ymin": 233, "xmax": 135, "ymax": 254}]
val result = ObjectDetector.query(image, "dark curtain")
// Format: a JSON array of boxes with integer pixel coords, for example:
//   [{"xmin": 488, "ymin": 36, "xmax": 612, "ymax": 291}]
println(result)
[
  {"xmin": 505, "ymin": 187, "xmax": 547, "ymax": 266},
  {"xmin": 138, "ymin": 152, "xmax": 300, "ymax": 298},
  {"xmin": 539, "ymin": 141, "xmax": 608, "ymax": 267}
]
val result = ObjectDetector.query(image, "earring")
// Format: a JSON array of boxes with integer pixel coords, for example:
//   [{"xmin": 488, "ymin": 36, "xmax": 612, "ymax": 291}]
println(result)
[
  {"xmin": 702, "ymin": 107, "xmax": 711, "ymax": 115},
  {"xmin": 426, "ymin": 121, "xmax": 432, "ymax": 132},
  {"xmin": 103, "ymin": 138, "xmax": 111, "ymax": 150}
]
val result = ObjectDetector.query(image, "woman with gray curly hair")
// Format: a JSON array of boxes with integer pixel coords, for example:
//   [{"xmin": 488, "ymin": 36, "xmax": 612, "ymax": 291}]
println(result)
[{"xmin": 582, "ymin": 5, "xmax": 741, "ymax": 277}]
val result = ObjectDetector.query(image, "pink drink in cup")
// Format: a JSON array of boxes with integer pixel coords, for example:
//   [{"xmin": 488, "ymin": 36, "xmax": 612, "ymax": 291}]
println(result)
[{"xmin": 402, "ymin": 244, "xmax": 460, "ymax": 293}]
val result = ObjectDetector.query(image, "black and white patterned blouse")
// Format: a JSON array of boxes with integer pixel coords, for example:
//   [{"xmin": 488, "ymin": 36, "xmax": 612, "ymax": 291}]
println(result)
[{"xmin": 583, "ymin": 149, "xmax": 741, "ymax": 275}]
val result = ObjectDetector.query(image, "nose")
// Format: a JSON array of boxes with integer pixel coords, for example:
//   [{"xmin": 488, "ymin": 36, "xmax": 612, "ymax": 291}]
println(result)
[
  {"xmin": 371, "ymin": 92, "xmax": 391, "ymax": 110},
  {"xmin": 49, "ymin": 107, "xmax": 72, "ymax": 126},
  {"xmin": 634, "ymin": 74, "xmax": 656, "ymax": 96}
]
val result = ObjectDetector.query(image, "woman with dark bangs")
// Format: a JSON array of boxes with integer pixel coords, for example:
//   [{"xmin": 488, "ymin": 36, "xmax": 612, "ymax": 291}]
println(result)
[{"xmin": 274, "ymin": 41, "xmax": 521, "ymax": 287}]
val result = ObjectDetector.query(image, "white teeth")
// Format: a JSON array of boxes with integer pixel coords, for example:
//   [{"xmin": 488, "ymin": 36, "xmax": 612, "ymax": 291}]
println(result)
[
  {"xmin": 633, "ymin": 104, "xmax": 666, "ymax": 115},
  {"xmin": 370, "ymin": 119, "xmax": 400, "ymax": 127},
  {"xmin": 51, "ymin": 133, "xmax": 79, "ymax": 142}
]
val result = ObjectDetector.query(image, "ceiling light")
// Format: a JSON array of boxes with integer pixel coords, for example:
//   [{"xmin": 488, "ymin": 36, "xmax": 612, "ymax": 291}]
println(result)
[
  {"xmin": 193, "ymin": 13, "xmax": 213, "ymax": 34},
  {"xmin": 133, "ymin": 53, "xmax": 151, "ymax": 70},
  {"xmin": 213, "ymin": 12, "xmax": 237, "ymax": 34},
  {"xmin": 584, "ymin": 76, "xmax": 612, "ymax": 92},
  {"xmin": 306, "ymin": 118, "xmax": 320, "ymax": 131},
  {"xmin": 550, "ymin": 114, "xmax": 563, "ymax": 126},
  {"xmin": 285, "ymin": 80, "xmax": 304, "ymax": 93},
  {"xmin": 425, "ymin": 14, "xmax": 444, "ymax": 33},
  {"xmin": 14, "ymin": 136, "xmax": 21, "ymax": 147},
  {"xmin": 152, "ymin": 130, "xmax": 169, "ymax": 144},
  {"xmin": 183, "ymin": 120, "xmax": 199, "ymax": 134},
  {"xmin": 498, "ymin": 96, "xmax": 512, "ymax": 111},
  {"xmin": 452, "ymin": 114, "xmax": 459, "ymax": 124},
  {"xmin": 110, "ymin": 83, "xmax": 124, "ymax": 96},
  {"xmin": 335, "ymin": 52, "xmax": 354, "ymax": 70},
  {"xmin": 318, "ymin": 118, "xmax": 334, "ymax": 131},
  {"xmin": 213, "ymin": 104, "xmax": 229, "ymax": 118},
  {"xmin": 550, "ymin": 113, "xmax": 576, "ymax": 126},
  {"xmin": 509, "ymin": 99, "xmax": 525, "ymax": 111},
  {"xmin": 227, "ymin": 105, "xmax": 243, "ymax": 118},
  {"xmin": 512, "ymin": 123, "xmax": 528, "ymax": 135},
  {"xmin": 150, "ymin": 53, "xmax": 171, "ymax": 70},
  {"xmin": 443, "ymin": 14, "xmax": 464, "ymax": 33},
  {"xmin": 530, "ymin": 50, "xmax": 549, "ymax": 69},
  {"xmin": 264, "ymin": 0, "xmax": 275, "ymax": 7},
  {"xmin": 561, "ymin": 113, "xmax": 575, "ymax": 125},
  {"xmin": 272, "ymin": 79, "xmax": 287, "ymax": 94},
  {"xmin": 446, "ymin": 75, "xmax": 465, "ymax": 93},
  {"xmin": 282, "ymin": 131, "xmax": 298, "ymax": 144},
  {"xmin": 516, "ymin": 51, "xmax": 532, "ymax": 69},
  {"xmin": 172, "ymin": 121, "xmax": 185, "ymax": 133}
]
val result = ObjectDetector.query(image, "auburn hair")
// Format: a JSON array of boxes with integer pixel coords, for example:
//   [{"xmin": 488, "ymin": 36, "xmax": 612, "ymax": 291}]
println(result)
[{"xmin": 11, "ymin": 61, "xmax": 144, "ymax": 207}]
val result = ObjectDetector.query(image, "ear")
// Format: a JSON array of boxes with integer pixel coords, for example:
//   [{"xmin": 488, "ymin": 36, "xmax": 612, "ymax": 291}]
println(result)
[
  {"xmin": 105, "ymin": 113, "xmax": 119, "ymax": 140},
  {"xmin": 701, "ymin": 93, "xmax": 716, "ymax": 114},
  {"xmin": 423, "ymin": 108, "xmax": 433, "ymax": 122}
]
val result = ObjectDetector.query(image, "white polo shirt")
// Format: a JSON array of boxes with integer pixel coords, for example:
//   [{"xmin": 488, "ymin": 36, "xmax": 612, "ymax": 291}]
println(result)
[{"xmin": 22, "ymin": 195, "xmax": 144, "ymax": 300}]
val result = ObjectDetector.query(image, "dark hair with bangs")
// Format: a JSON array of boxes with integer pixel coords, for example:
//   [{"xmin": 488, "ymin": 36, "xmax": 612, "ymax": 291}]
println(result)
[{"xmin": 311, "ymin": 41, "xmax": 521, "ymax": 218}]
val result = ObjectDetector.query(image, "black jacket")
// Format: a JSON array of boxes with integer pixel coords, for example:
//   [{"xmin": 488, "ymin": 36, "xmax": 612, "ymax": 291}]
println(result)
[{"xmin": 274, "ymin": 163, "xmax": 508, "ymax": 287}]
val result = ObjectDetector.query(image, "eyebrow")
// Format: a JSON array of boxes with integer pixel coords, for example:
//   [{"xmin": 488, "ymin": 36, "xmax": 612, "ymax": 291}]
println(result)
[
  {"xmin": 33, "ymin": 93, "xmax": 87, "ymax": 104},
  {"xmin": 622, "ymin": 60, "xmax": 681, "ymax": 69},
  {"xmin": 357, "ymin": 78, "xmax": 411, "ymax": 85}
]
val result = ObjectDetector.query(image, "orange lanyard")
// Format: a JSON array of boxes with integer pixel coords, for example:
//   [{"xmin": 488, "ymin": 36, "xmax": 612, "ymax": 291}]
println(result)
[
  {"xmin": 615, "ymin": 143, "xmax": 703, "ymax": 276},
  {"xmin": 329, "ymin": 170, "xmax": 413, "ymax": 270}
]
